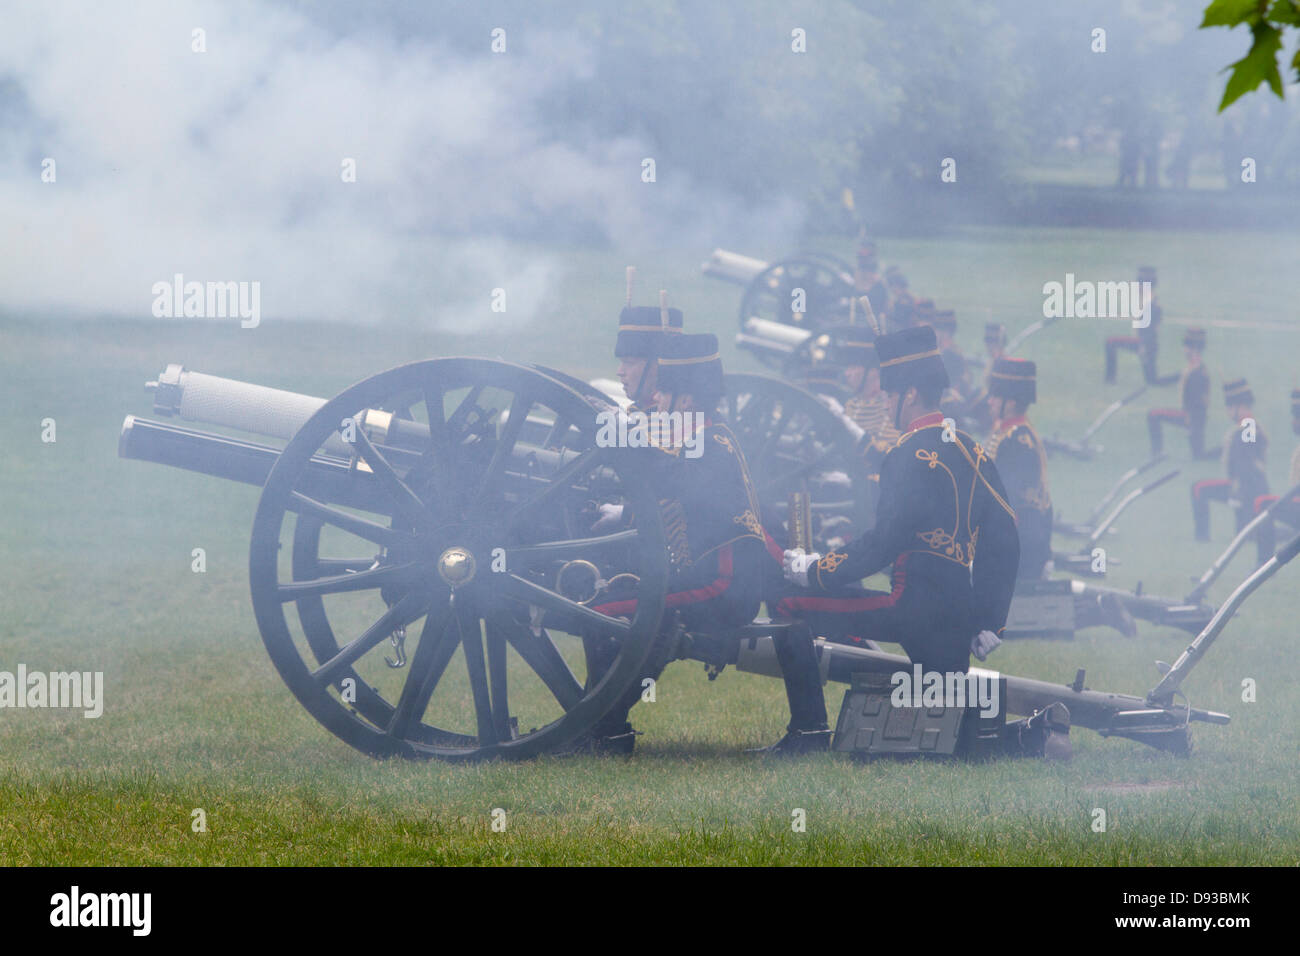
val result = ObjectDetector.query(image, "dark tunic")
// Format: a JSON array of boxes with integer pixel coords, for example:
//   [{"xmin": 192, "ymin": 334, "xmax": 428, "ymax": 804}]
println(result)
[
  {"xmin": 988, "ymin": 417, "xmax": 1053, "ymax": 580},
  {"xmin": 777, "ymin": 412, "xmax": 1020, "ymax": 673}
]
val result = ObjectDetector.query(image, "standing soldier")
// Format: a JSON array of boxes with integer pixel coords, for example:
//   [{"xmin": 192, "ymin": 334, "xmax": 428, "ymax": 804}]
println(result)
[
  {"xmin": 1104, "ymin": 266, "xmax": 1163, "ymax": 385},
  {"xmin": 986, "ymin": 359, "xmax": 1052, "ymax": 581},
  {"xmin": 1146, "ymin": 327, "xmax": 1212, "ymax": 459},
  {"xmin": 1191, "ymin": 378, "xmax": 1269, "ymax": 542},
  {"xmin": 776, "ymin": 326, "xmax": 1021, "ymax": 675}
]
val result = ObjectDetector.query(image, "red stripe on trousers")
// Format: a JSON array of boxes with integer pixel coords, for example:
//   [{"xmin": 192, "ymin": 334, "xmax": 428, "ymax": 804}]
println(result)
[
  {"xmin": 1193, "ymin": 478, "xmax": 1230, "ymax": 497},
  {"xmin": 594, "ymin": 544, "xmax": 735, "ymax": 618},
  {"xmin": 774, "ymin": 553, "xmax": 910, "ymax": 617}
]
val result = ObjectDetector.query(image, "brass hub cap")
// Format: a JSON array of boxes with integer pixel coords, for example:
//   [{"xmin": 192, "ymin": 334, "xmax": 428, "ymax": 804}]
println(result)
[{"xmin": 437, "ymin": 547, "xmax": 477, "ymax": 587}]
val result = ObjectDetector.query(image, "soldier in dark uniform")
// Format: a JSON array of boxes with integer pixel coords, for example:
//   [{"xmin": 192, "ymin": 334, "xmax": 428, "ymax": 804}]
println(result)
[
  {"xmin": 986, "ymin": 360, "xmax": 1137, "ymax": 635},
  {"xmin": 1146, "ymin": 327, "xmax": 1212, "ymax": 459},
  {"xmin": 583, "ymin": 333, "xmax": 827, "ymax": 753},
  {"xmin": 811, "ymin": 326, "xmax": 899, "ymax": 537},
  {"xmin": 775, "ymin": 326, "xmax": 1021, "ymax": 675},
  {"xmin": 1191, "ymin": 378, "xmax": 1269, "ymax": 541},
  {"xmin": 986, "ymin": 359, "xmax": 1052, "ymax": 581},
  {"xmin": 1104, "ymin": 266, "xmax": 1163, "ymax": 385}
]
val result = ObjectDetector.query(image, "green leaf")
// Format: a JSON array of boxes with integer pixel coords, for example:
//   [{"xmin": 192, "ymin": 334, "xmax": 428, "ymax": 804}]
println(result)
[
  {"xmin": 1267, "ymin": 1, "xmax": 1300, "ymax": 27},
  {"xmin": 1218, "ymin": 22, "xmax": 1285, "ymax": 109},
  {"xmin": 1201, "ymin": 0, "xmax": 1265, "ymax": 28}
]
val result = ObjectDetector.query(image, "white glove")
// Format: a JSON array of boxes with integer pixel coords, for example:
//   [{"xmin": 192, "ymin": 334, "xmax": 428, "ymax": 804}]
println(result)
[
  {"xmin": 1042, "ymin": 559, "xmax": 1055, "ymax": 576},
  {"xmin": 591, "ymin": 502, "xmax": 625, "ymax": 532},
  {"xmin": 782, "ymin": 548, "xmax": 822, "ymax": 588},
  {"xmin": 821, "ymin": 469, "xmax": 851, "ymax": 486},
  {"xmin": 971, "ymin": 630, "xmax": 1002, "ymax": 662}
]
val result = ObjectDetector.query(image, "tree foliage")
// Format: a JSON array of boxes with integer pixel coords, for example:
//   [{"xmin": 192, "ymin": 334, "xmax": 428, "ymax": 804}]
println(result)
[{"xmin": 1201, "ymin": 0, "xmax": 1300, "ymax": 109}]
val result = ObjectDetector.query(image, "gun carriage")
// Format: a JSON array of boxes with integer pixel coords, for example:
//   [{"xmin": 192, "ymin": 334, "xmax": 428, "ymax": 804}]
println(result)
[{"xmin": 120, "ymin": 357, "xmax": 1285, "ymax": 760}]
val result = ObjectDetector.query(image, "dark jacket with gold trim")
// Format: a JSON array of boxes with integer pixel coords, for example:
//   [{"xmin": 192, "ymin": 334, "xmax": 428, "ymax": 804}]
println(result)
[
  {"xmin": 988, "ymin": 417, "xmax": 1052, "ymax": 580},
  {"xmin": 807, "ymin": 415, "xmax": 1020, "ymax": 635},
  {"xmin": 649, "ymin": 421, "xmax": 767, "ymax": 598}
]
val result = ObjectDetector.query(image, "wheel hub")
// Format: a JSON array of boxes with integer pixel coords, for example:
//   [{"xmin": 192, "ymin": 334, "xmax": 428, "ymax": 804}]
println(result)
[{"xmin": 436, "ymin": 546, "xmax": 477, "ymax": 587}]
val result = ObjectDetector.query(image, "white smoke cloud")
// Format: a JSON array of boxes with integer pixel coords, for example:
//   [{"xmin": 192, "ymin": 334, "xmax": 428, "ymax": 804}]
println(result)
[{"xmin": 0, "ymin": 1, "xmax": 804, "ymax": 328}]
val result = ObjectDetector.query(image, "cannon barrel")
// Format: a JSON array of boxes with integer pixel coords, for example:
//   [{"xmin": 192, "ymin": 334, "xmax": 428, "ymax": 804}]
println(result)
[{"xmin": 701, "ymin": 248, "xmax": 769, "ymax": 285}]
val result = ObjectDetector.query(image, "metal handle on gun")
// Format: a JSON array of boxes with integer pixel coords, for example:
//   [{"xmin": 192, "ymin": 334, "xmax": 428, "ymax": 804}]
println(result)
[
  {"xmin": 1086, "ymin": 467, "xmax": 1180, "ymax": 549},
  {"xmin": 1150, "ymin": 530, "xmax": 1300, "ymax": 706}
]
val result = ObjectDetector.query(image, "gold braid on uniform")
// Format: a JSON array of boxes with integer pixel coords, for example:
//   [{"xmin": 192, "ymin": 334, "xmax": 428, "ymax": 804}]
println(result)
[
  {"xmin": 659, "ymin": 498, "xmax": 693, "ymax": 569},
  {"xmin": 733, "ymin": 509, "xmax": 763, "ymax": 536}
]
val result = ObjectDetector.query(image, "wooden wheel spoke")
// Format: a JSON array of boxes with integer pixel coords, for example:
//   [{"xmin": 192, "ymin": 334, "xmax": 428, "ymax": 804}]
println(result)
[
  {"xmin": 348, "ymin": 425, "xmax": 437, "ymax": 534},
  {"xmin": 456, "ymin": 602, "xmax": 497, "ymax": 747},
  {"xmin": 501, "ymin": 574, "xmax": 631, "ymax": 636},
  {"xmin": 469, "ymin": 391, "xmax": 533, "ymax": 515},
  {"xmin": 278, "ymin": 562, "xmax": 421, "ymax": 602},
  {"xmin": 289, "ymin": 492, "xmax": 410, "ymax": 549},
  {"xmin": 386, "ymin": 601, "xmax": 458, "ymax": 739},
  {"xmin": 500, "ymin": 618, "xmax": 583, "ymax": 711},
  {"xmin": 504, "ymin": 447, "xmax": 600, "ymax": 528},
  {"xmin": 312, "ymin": 591, "xmax": 427, "ymax": 685},
  {"xmin": 312, "ymin": 556, "xmax": 382, "ymax": 574}
]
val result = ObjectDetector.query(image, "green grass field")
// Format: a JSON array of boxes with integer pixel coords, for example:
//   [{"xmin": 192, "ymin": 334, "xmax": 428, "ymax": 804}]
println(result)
[{"xmin": 3, "ymin": 224, "xmax": 1299, "ymax": 865}]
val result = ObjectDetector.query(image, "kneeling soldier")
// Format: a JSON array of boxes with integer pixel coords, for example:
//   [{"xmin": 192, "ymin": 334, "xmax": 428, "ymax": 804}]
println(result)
[
  {"xmin": 1191, "ymin": 378, "xmax": 1269, "ymax": 541},
  {"xmin": 1147, "ymin": 327, "xmax": 1212, "ymax": 459},
  {"xmin": 584, "ymin": 332, "xmax": 827, "ymax": 753},
  {"xmin": 776, "ymin": 326, "xmax": 1021, "ymax": 675}
]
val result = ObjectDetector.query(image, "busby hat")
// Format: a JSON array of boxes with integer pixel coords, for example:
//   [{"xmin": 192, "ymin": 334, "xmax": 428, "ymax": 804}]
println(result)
[
  {"xmin": 988, "ymin": 357, "xmax": 1037, "ymax": 406},
  {"xmin": 876, "ymin": 325, "xmax": 949, "ymax": 395},
  {"xmin": 1224, "ymin": 378, "xmax": 1253, "ymax": 407},
  {"xmin": 657, "ymin": 332, "xmax": 723, "ymax": 398},
  {"xmin": 984, "ymin": 321, "xmax": 1006, "ymax": 345},
  {"xmin": 615, "ymin": 305, "xmax": 683, "ymax": 359},
  {"xmin": 1138, "ymin": 265, "xmax": 1157, "ymax": 285},
  {"xmin": 827, "ymin": 324, "xmax": 879, "ymax": 369},
  {"xmin": 1182, "ymin": 327, "xmax": 1206, "ymax": 351}
]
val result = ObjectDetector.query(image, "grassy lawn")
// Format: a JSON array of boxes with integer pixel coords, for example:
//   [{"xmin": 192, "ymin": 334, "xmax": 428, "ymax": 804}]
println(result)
[{"xmin": 2, "ymin": 224, "xmax": 1299, "ymax": 865}]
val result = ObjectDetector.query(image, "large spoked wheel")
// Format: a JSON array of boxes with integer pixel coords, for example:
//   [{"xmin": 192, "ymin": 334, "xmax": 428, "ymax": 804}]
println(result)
[
  {"xmin": 720, "ymin": 373, "xmax": 870, "ymax": 551},
  {"xmin": 250, "ymin": 358, "xmax": 668, "ymax": 761},
  {"xmin": 738, "ymin": 256, "xmax": 856, "ymax": 366}
]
